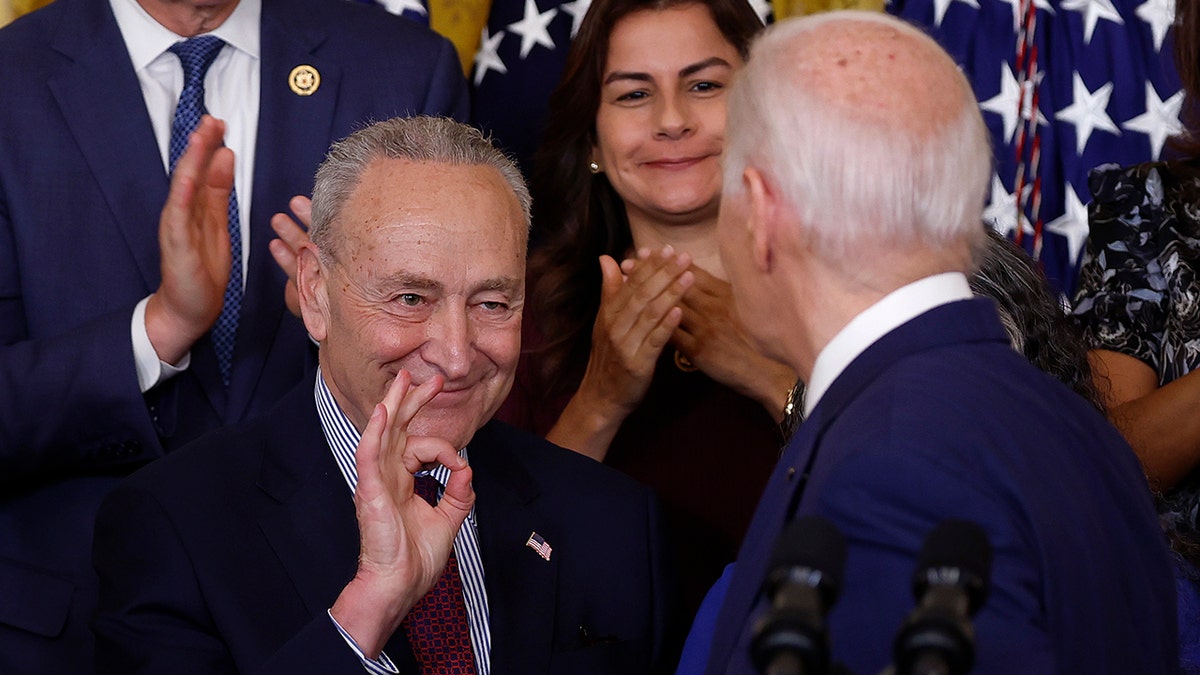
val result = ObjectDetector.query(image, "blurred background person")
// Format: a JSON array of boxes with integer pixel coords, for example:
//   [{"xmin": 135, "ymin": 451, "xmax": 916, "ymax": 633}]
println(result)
[
  {"xmin": 493, "ymin": 0, "xmax": 793, "ymax": 626},
  {"xmin": 1072, "ymin": 0, "xmax": 1200, "ymax": 665}
]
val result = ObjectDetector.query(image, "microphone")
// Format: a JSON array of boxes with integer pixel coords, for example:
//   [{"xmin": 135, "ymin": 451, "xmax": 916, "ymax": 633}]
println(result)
[
  {"xmin": 751, "ymin": 516, "xmax": 848, "ymax": 675},
  {"xmin": 891, "ymin": 520, "xmax": 993, "ymax": 675}
]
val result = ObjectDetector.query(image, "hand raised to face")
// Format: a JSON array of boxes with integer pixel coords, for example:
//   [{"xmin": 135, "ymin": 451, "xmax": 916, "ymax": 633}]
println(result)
[{"xmin": 330, "ymin": 370, "xmax": 475, "ymax": 658}]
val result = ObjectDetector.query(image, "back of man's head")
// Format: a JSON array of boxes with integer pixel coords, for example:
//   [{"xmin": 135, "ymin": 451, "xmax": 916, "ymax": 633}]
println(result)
[{"xmin": 723, "ymin": 12, "xmax": 991, "ymax": 270}]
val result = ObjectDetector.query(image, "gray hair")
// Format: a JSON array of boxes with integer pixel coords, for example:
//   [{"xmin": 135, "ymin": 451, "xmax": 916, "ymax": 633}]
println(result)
[
  {"xmin": 310, "ymin": 116, "xmax": 532, "ymax": 261},
  {"xmin": 722, "ymin": 12, "xmax": 991, "ymax": 268}
]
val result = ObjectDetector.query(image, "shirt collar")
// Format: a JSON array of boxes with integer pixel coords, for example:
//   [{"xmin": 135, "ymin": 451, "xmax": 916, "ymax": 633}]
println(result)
[
  {"xmin": 313, "ymin": 369, "xmax": 469, "ymax": 495},
  {"xmin": 803, "ymin": 272, "xmax": 973, "ymax": 416},
  {"xmin": 110, "ymin": 0, "xmax": 261, "ymax": 71}
]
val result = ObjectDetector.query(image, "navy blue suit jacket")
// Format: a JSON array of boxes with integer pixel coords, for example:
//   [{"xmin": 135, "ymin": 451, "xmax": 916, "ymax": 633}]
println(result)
[
  {"xmin": 92, "ymin": 381, "xmax": 673, "ymax": 674},
  {"xmin": 705, "ymin": 298, "xmax": 1178, "ymax": 674},
  {"xmin": 0, "ymin": 0, "xmax": 466, "ymax": 670}
]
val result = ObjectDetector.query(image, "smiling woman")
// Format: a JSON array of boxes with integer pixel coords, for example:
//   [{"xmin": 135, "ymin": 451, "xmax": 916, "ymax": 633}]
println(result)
[{"xmin": 495, "ymin": 0, "xmax": 785, "ymax": 634}]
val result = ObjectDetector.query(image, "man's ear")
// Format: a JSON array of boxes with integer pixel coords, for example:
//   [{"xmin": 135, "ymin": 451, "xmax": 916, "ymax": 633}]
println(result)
[
  {"xmin": 744, "ymin": 166, "xmax": 777, "ymax": 274},
  {"xmin": 296, "ymin": 244, "xmax": 330, "ymax": 342}
]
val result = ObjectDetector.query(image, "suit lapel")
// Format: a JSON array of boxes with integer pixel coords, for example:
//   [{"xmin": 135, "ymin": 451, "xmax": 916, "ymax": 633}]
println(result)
[
  {"xmin": 469, "ymin": 424, "xmax": 557, "ymax": 673},
  {"xmin": 224, "ymin": 0, "xmax": 341, "ymax": 421},
  {"xmin": 254, "ymin": 385, "xmax": 359, "ymax": 616},
  {"xmin": 47, "ymin": 0, "xmax": 167, "ymax": 292}
]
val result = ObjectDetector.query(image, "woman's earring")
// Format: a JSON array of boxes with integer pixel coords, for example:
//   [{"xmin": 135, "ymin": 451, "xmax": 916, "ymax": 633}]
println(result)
[{"xmin": 588, "ymin": 160, "xmax": 601, "ymax": 174}]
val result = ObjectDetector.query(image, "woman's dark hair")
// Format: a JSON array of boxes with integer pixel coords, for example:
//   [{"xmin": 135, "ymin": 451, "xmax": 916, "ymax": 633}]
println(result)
[
  {"xmin": 527, "ymin": 0, "xmax": 763, "ymax": 396},
  {"xmin": 1172, "ymin": 0, "xmax": 1200, "ymax": 154},
  {"xmin": 969, "ymin": 229, "xmax": 1107, "ymax": 413}
]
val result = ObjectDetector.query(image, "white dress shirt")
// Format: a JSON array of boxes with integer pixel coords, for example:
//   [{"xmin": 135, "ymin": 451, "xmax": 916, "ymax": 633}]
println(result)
[
  {"xmin": 109, "ymin": 0, "xmax": 261, "ymax": 392},
  {"xmin": 804, "ymin": 272, "xmax": 974, "ymax": 416},
  {"xmin": 314, "ymin": 370, "xmax": 493, "ymax": 674}
]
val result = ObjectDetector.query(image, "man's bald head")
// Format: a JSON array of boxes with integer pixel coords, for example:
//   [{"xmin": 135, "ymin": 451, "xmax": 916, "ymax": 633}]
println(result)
[{"xmin": 723, "ymin": 12, "xmax": 991, "ymax": 271}]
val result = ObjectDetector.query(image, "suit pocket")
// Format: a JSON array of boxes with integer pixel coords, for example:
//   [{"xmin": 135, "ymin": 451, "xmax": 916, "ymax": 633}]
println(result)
[{"xmin": 0, "ymin": 558, "xmax": 75, "ymax": 637}]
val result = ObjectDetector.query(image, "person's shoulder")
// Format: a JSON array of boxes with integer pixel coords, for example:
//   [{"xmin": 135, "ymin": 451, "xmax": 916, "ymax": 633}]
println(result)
[
  {"xmin": 1089, "ymin": 159, "xmax": 1200, "ymax": 226},
  {"xmin": 269, "ymin": 0, "xmax": 451, "ymax": 53},
  {"xmin": 113, "ymin": 411, "xmax": 280, "ymax": 505},
  {"xmin": 471, "ymin": 420, "xmax": 653, "ymax": 502},
  {"xmin": 0, "ymin": 0, "xmax": 66, "ymax": 52}
]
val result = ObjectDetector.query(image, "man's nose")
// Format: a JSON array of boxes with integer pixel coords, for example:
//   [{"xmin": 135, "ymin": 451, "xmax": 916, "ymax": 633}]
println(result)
[{"xmin": 423, "ymin": 304, "xmax": 472, "ymax": 380}]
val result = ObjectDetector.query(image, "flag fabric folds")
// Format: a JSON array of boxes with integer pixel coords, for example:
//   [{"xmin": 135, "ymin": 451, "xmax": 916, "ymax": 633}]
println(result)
[{"xmin": 890, "ymin": 0, "xmax": 1182, "ymax": 294}]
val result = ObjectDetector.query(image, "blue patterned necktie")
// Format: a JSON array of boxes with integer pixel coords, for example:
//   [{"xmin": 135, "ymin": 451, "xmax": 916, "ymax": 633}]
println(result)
[{"xmin": 167, "ymin": 35, "xmax": 241, "ymax": 387}]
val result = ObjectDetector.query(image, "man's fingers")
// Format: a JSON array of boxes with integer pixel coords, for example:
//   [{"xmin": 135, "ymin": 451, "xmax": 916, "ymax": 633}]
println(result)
[
  {"xmin": 439, "ymin": 462, "xmax": 475, "ymax": 525},
  {"xmin": 288, "ymin": 195, "xmax": 313, "ymax": 229},
  {"xmin": 402, "ymin": 436, "xmax": 465, "ymax": 475},
  {"xmin": 393, "ymin": 375, "xmax": 444, "ymax": 431},
  {"xmin": 354, "ymin": 403, "xmax": 389, "ymax": 499}
]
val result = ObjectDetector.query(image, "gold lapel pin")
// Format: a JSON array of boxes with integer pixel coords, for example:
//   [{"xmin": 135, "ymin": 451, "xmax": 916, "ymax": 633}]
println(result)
[{"xmin": 288, "ymin": 64, "xmax": 320, "ymax": 96}]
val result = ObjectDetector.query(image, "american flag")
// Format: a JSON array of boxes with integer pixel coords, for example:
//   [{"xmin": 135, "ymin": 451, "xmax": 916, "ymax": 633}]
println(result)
[
  {"xmin": 378, "ymin": 0, "xmax": 1182, "ymax": 297},
  {"xmin": 469, "ymin": 0, "xmax": 773, "ymax": 175},
  {"xmin": 888, "ymin": 0, "xmax": 1182, "ymax": 294},
  {"xmin": 526, "ymin": 531, "xmax": 553, "ymax": 560}
]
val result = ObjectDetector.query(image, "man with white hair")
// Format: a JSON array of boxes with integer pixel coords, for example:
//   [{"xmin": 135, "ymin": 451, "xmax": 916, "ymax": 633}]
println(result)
[{"xmin": 704, "ymin": 11, "xmax": 1177, "ymax": 674}]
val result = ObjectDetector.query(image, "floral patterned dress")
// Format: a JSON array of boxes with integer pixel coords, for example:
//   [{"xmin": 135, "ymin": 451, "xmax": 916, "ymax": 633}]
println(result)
[
  {"xmin": 1073, "ymin": 159, "xmax": 1200, "ymax": 672},
  {"xmin": 1073, "ymin": 160, "xmax": 1200, "ymax": 386}
]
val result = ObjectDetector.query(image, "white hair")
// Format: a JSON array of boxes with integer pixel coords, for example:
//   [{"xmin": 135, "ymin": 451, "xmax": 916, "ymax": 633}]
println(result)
[
  {"xmin": 311, "ymin": 116, "xmax": 531, "ymax": 263},
  {"xmin": 722, "ymin": 11, "xmax": 991, "ymax": 266}
]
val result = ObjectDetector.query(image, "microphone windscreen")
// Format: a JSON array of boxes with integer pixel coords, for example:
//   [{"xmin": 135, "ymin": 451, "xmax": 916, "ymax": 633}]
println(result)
[
  {"xmin": 768, "ymin": 516, "xmax": 848, "ymax": 601},
  {"xmin": 913, "ymin": 519, "xmax": 993, "ymax": 611}
]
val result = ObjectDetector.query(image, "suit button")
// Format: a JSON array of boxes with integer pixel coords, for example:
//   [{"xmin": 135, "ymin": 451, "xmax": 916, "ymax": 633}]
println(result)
[{"xmin": 786, "ymin": 467, "xmax": 796, "ymax": 480}]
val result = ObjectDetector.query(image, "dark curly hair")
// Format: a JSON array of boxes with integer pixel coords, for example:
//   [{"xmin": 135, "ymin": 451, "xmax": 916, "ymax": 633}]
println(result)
[{"xmin": 969, "ymin": 229, "xmax": 1107, "ymax": 412}]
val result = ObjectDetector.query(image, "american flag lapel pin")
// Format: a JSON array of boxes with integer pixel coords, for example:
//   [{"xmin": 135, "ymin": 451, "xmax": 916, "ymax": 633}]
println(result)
[{"xmin": 526, "ymin": 531, "xmax": 552, "ymax": 561}]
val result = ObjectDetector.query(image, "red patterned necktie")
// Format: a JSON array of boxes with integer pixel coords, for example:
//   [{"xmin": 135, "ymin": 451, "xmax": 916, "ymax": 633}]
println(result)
[{"xmin": 402, "ymin": 475, "xmax": 478, "ymax": 674}]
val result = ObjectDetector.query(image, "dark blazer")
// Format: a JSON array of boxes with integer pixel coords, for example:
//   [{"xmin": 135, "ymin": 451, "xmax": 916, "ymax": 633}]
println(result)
[
  {"xmin": 0, "ymin": 0, "xmax": 466, "ymax": 670},
  {"xmin": 92, "ymin": 381, "xmax": 672, "ymax": 674},
  {"xmin": 705, "ymin": 298, "xmax": 1178, "ymax": 674}
]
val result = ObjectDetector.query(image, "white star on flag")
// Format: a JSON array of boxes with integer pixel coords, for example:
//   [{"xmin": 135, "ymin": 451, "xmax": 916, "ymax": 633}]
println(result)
[
  {"xmin": 748, "ymin": 0, "xmax": 774, "ymax": 22},
  {"xmin": 931, "ymin": 0, "xmax": 980, "ymax": 26},
  {"xmin": 379, "ymin": 0, "xmax": 427, "ymax": 17},
  {"xmin": 1055, "ymin": 72, "xmax": 1120, "ymax": 155},
  {"xmin": 507, "ymin": 0, "xmax": 558, "ymax": 59},
  {"xmin": 1060, "ymin": 0, "xmax": 1125, "ymax": 44},
  {"xmin": 1122, "ymin": 82, "xmax": 1184, "ymax": 158},
  {"xmin": 559, "ymin": 0, "xmax": 592, "ymax": 38},
  {"xmin": 980, "ymin": 64, "xmax": 1048, "ymax": 144},
  {"xmin": 1136, "ymin": 0, "xmax": 1176, "ymax": 51},
  {"xmin": 473, "ymin": 27, "xmax": 508, "ymax": 86},
  {"xmin": 984, "ymin": 174, "xmax": 1035, "ymax": 240},
  {"xmin": 1045, "ymin": 183, "xmax": 1091, "ymax": 266}
]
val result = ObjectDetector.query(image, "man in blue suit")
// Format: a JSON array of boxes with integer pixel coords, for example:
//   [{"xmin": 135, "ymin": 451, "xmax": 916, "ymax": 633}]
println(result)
[
  {"xmin": 703, "ymin": 11, "xmax": 1178, "ymax": 674},
  {"xmin": 92, "ymin": 116, "xmax": 672, "ymax": 673},
  {"xmin": 0, "ymin": 0, "xmax": 465, "ymax": 671}
]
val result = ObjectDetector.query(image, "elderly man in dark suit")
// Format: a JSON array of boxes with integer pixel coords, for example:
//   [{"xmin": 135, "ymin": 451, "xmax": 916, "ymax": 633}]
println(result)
[
  {"xmin": 0, "ymin": 0, "xmax": 465, "ymax": 670},
  {"xmin": 699, "ymin": 10, "xmax": 1178, "ymax": 675},
  {"xmin": 92, "ymin": 116, "xmax": 672, "ymax": 674}
]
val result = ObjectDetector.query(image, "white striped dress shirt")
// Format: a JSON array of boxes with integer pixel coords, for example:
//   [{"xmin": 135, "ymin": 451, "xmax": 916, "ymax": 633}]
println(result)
[{"xmin": 314, "ymin": 370, "xmax": 492, "ymax": 674}]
